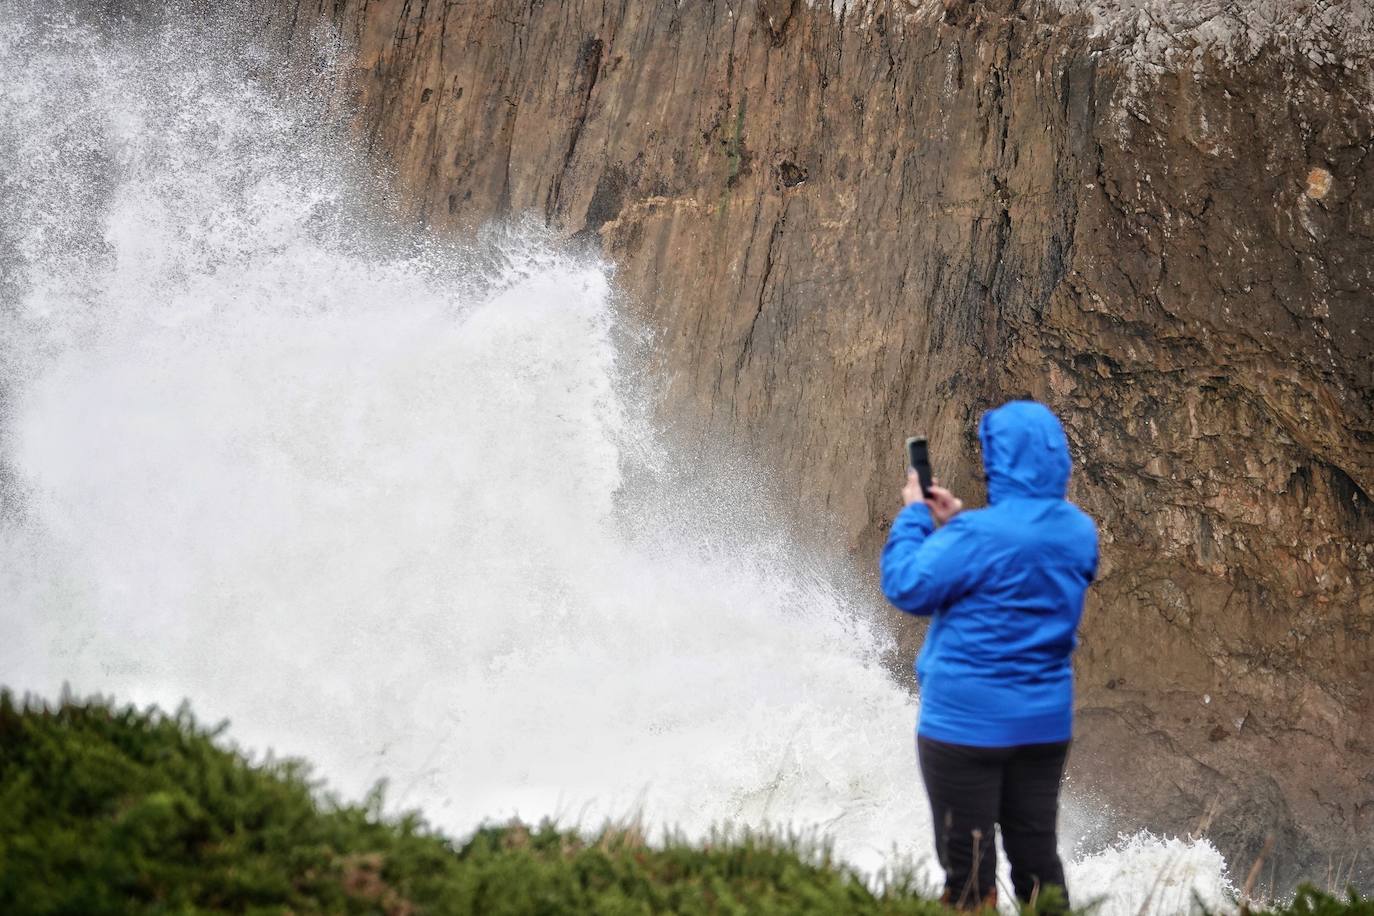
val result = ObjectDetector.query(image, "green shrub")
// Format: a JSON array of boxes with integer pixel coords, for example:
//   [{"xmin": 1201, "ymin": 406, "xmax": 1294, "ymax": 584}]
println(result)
[
  {"xmin": 1265, "ymin": 886, "xmax": 1374, "ymax": 916},
  {"xmin": 0, "ymin": 690, "xmax": 1365, "ymax": 915},
  {"xmin": 0, "ymin": 691, "xmax": 948, "ymax": 914}
]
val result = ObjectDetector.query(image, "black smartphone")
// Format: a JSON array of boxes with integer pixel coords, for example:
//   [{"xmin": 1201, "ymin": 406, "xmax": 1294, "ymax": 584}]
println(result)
[{"xmin": 905, "ymin": 436, "xmax": 934, "ymax": 498}]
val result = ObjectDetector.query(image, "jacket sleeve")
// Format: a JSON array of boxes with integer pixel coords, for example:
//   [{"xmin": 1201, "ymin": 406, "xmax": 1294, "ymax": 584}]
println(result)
[{"xmin": 879, "ymin": 505, "xmax": 982, "ymax": 616}]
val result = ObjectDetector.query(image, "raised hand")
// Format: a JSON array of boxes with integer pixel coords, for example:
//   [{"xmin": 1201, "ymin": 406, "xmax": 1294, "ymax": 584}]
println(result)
[{"xmin": 902, "ymin": 471, "xmax": 964, "ymax": 524}]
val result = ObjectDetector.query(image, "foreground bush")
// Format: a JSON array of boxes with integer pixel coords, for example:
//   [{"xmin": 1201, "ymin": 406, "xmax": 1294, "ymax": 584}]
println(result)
[{"xmin": 0, "ymin": 690, "xmax": 1367, "ymax": 915}]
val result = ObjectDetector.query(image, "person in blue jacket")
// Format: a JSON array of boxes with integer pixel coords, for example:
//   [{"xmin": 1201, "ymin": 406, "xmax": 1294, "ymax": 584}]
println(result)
[{"xmin": 880, "ymin": 400, "xmax": 1098, "ymax": 911}]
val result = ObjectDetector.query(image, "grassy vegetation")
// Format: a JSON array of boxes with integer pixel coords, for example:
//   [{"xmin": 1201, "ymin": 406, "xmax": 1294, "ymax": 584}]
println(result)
[{"xmin": 0, "ymin": 690, "xmax": 1368, "ymax": 915}]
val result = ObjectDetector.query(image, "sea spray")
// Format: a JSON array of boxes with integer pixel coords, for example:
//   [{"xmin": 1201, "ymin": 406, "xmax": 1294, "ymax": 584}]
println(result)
[{"xmin": 0, "ymin": 3, "xmax": 1236, "ymax": 912}]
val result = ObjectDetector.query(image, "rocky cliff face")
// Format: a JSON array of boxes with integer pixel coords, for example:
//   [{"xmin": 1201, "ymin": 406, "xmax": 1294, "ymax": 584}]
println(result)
[{"xmin": 261, "ymin": 0, "xmax": 1373, "ymax": 887}]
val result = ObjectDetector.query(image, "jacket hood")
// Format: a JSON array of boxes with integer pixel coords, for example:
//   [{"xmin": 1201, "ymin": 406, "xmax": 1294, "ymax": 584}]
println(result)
[{"xmin": 978, "ymin": 400, "xmax": 1072, "ymax": 502}]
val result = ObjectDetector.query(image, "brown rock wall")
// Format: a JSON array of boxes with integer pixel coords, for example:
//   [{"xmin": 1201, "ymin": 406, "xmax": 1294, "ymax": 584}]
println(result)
[{"xmin": 260, "ymin": 0, "xmax": 1373, "ymax": 887}]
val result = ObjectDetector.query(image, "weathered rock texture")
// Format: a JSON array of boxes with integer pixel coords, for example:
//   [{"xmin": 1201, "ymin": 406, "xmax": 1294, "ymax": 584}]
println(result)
[{"xmin": 262, "ymin": 0, "xmax": 1373, "ymax": 888}]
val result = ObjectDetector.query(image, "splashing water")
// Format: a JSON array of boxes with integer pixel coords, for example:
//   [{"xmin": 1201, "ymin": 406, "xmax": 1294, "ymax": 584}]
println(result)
[{"xmin": 0, "ymin": 4, "xmax": 1237, "ymax": 912}]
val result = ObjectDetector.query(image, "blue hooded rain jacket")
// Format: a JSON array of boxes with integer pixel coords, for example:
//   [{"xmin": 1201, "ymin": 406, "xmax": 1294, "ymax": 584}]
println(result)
[{"xmin": 880, "ymin": 401, "xmax": 1098, "ymax": 747}]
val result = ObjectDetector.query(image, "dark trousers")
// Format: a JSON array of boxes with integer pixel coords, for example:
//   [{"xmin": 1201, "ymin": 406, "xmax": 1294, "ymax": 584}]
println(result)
[{"xmin": 917, "ymin": 735, "xmax": 1071, "ymax": 910}]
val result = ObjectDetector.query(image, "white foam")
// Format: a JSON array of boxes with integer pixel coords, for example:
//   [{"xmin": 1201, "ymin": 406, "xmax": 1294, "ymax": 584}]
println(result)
[
  {"xmin": 0, "ymin": 2, "xmax": 1236, "ymax": 909},
  {"xmin": 1070, "ymin": 832, "xmax": 1238, "ymax": 915}
]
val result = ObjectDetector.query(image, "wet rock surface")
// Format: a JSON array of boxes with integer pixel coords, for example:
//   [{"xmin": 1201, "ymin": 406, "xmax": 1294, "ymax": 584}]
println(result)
[{"xmin": 262, "ymin": 0, "xmax": 1373, "ymax": 889}]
